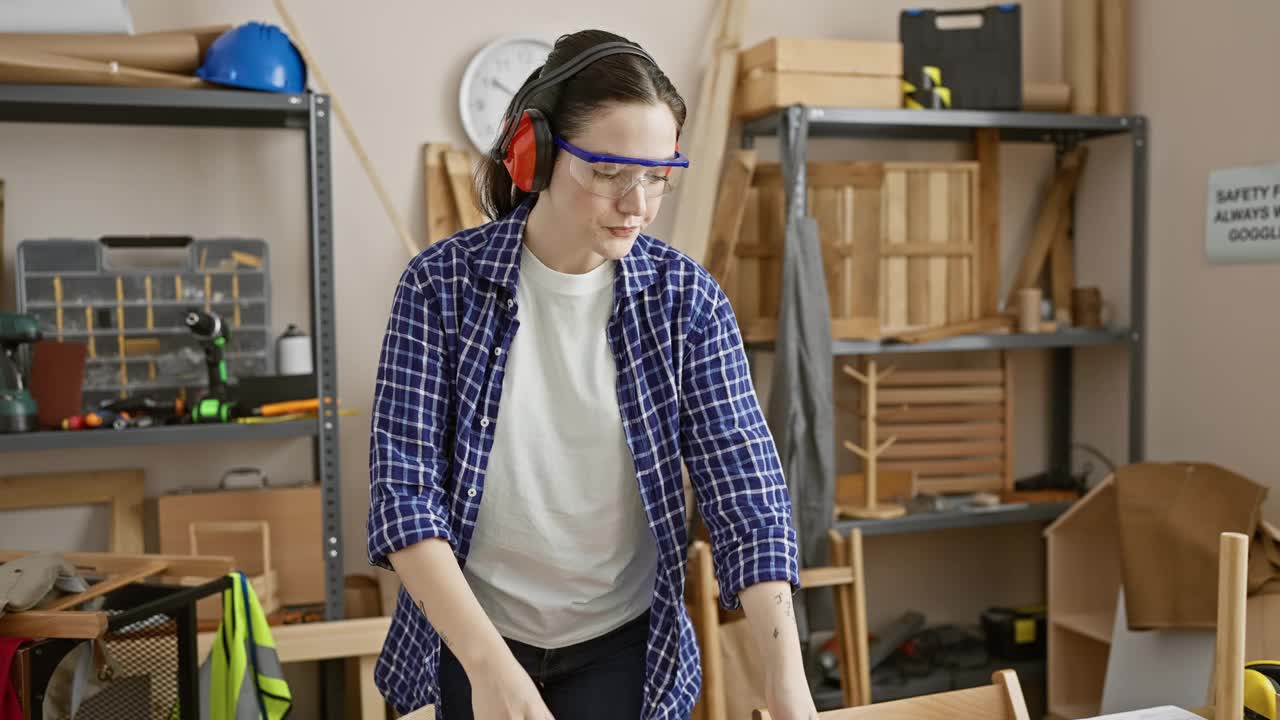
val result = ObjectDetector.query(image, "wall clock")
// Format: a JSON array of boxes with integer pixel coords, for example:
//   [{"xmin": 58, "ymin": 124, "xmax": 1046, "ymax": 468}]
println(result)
[{"xmin": 459, "ymin": 35, "xmax": 554, "ymax": 155}]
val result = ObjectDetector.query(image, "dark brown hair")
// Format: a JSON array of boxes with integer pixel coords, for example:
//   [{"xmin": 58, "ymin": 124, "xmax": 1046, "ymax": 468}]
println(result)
[{"xmin": 475, "ymin": 30, "xmax": 687, "ymax": 221}]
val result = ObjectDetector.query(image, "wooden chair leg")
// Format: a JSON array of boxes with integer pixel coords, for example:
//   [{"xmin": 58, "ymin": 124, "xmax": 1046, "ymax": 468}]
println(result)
[
  {"xmin": 850, "ymin": 527, "xmax": 872, "ymax": 706},
  {"xmin": 827, "ymin": 529, "xmax": 857, "ymax": 708}
]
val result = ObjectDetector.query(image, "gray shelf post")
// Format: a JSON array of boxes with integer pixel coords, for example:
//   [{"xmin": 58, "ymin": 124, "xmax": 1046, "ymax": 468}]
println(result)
[
  {"xmin": 306, "ymin": 94, "xmax": 346, "ymax": 719},
  {"xmin": 1129, "ymin": 117, "xmax": 1149, "ymax": 462}
]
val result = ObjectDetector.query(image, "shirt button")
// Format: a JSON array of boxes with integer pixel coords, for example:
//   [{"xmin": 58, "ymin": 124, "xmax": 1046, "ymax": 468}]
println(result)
[
  {"xmin": 480, "ymin": 418, "xmax": 490, "ymax": 428},
  {"xmin": 506, "ymin": 298, "xmax": 514, "ymax": 309},
  {"xmin": 494, "ymin": 347, "xmax": 502, "ymax": 356},
  {"xmin": 467, "ymin": 488, "xmax": 477, "ymax": 498}
]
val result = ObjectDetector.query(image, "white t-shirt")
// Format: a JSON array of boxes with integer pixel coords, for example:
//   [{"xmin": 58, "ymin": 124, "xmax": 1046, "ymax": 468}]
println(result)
[{"xmin": 462, "ymin": 245, "xmax": 658, "ymax": 648}]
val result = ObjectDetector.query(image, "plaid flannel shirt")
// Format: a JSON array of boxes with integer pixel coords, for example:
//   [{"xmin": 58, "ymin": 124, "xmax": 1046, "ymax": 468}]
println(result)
[{"xmin": 367, "ymin": 197, "xmax": 800, "ymax": 718}]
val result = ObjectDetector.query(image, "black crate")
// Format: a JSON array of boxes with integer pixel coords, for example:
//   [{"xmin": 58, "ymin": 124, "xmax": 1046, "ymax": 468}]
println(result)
[
  {"xmin": 19, "ymin": 576, "xmax": 231, "ymax": 719},
  {"xmin": 900, "ymin": 4, "xmax": 1023, "ymax": 110}
]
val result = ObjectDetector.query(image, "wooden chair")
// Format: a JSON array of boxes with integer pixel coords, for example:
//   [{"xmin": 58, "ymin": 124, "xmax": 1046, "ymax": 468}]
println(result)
[
  {"xmin": 752, "ymin": 669, "xmax": 1031, "ymax": 720},
  {"xmin": 686, "ymin": 529, "xmax": 872, "ymax": 720}
]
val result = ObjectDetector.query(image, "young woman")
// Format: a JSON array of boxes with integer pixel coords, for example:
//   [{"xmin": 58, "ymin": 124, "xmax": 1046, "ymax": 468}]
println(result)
[{"xmin": 368, "ymin": 29, "xmax": 817, "ymax": 720}]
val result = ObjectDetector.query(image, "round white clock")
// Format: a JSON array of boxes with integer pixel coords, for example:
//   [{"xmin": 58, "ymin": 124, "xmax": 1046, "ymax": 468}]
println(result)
[{"xmin": 459, "ymin": 34, "xmax": 554, "ymax": 155}]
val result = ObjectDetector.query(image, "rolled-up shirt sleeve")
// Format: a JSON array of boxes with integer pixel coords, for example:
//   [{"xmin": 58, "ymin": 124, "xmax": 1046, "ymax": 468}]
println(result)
[
  {"xmin": 367, "ymin": 266, "xmax": 455, "ymax": 571},
  {"xmin": 679, "ymin": 287, "xmax": 801, "ymax": 610}
]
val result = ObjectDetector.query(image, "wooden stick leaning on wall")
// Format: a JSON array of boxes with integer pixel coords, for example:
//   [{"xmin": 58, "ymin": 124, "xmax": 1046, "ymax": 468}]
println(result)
[
  {"xmin": 974, "ymin": 129, "xmax": 1000, "ymax": 316},
  {"xmin": 1003, "ymin": 146, "xmax": 1089, "ymax": 311},
  {"xmin": 271, "ymin": 0, "xmax": 419, "ymax": 257},
  {"xmin": 702, "ymin": 148, "xmax": 757, "ymax": 288},
  {"xmin": 671, "ymin": 0, "xmax": 746, "ymax": 261}
]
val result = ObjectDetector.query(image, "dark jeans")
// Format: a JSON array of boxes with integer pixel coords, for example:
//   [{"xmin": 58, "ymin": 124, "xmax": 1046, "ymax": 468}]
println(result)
[{"xmin": 438, "ymin": 610, "xmax": 650, "ymax": 720}]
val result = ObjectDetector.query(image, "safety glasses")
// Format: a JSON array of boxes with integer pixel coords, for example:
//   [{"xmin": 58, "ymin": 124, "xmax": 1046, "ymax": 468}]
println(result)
[{"xmin": 554, "ymin": 135, "xmax": 689, "ymax": 199}]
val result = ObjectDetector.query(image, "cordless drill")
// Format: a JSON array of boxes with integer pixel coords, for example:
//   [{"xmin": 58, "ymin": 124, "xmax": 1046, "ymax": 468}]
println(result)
[
  {"xmin": 184, "ymin": 309, "xmax": 236, "ymax": 423},
  {"xmin": 0, "ymin": 312, "xmax": 42, "ymax": 433}
]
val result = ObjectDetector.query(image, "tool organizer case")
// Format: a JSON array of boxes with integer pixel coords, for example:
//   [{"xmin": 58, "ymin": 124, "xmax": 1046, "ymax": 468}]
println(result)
[{"xmin": 15, "ymin": 237, "xmax": 272, "ymax": 412}]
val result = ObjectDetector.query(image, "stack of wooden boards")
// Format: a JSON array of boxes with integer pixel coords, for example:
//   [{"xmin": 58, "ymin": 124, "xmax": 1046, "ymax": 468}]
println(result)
[
  {"xmin": 423, "ymin": 143, "xmax": 488, "ymax": 246},
  {"xmin": 735, "ymin": 37, "xmax": 903, "ymax": 120}
]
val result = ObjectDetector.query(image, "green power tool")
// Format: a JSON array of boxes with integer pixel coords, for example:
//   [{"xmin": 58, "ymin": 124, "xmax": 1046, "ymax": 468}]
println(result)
[
  {"xmin": 0, "ymin": 312, "xmax": 42, "ymax": 434},
  {"xmin": 184, "ymin": 309, "xmax": 236, "ymax": 423}
]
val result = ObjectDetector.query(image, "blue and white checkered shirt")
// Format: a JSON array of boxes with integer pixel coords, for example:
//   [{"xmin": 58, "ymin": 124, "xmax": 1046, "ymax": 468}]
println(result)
[{"xmin": 367, "ymin": 197, "xmax": 800, "ymax": 718}]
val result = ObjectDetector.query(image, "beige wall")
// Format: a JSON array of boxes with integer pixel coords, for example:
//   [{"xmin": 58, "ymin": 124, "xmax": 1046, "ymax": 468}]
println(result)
[{"xmin": 2, "ymin": 0, "xmax": 1275, "ymax": 654}]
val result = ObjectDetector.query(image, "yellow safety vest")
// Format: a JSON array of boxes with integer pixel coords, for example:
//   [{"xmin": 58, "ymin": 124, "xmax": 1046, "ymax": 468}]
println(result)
[{"xmin": 178, "ymin": 572, "xmax": 292, "ymax": 719}]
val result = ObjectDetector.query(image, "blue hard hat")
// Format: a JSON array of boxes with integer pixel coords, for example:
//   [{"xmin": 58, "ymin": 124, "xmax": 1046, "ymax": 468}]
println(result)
[{"xmin": 197, "ymin": 21, "xmax": 307, "ymax": 93}]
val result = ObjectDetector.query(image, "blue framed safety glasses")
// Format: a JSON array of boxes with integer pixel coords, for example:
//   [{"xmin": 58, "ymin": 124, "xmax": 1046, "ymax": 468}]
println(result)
[{"xmin": 554, "ymin": 135, "xmax": 689, "ymax": 199}]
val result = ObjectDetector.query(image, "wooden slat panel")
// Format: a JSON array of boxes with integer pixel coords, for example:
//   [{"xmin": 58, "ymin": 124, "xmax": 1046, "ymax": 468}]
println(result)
[
  {"xmin": 851, "ymin": 182, "xmax": 881, "ymax": 321},
  {"xmin": 880, "ymin": 440, "xmax": 1005, "ymax": 460},
  {"xmin": 836, "ymin": 471, "xmax": 916, "ymax": 505},
  {"xmin": 951, "ymin": 168, "xmax": 975, "ymax": 321},
  {"xmin": 880, "ymin": 459, "xmax": 1004, "ymax": 476},
  {"xmin": 0, "ymin": 610, "xmax": 107, "ymax": 639},
  {"xmin": 812, "ymin": 187, "xmax": 843, "ymax": 314},
  {"xmin": 917, "ymin": 476, "xmax": 1005, "ymax": 493},
  {"xmin": 759, "ymin": 187, "xmax": 783, "ymax": 320},
  {"xmin": 1002, "ymin": 351, "xmax": 1016, "ymax": 493},
  {"xmin": 880, "ymin": 243, "xmax": 976, "ymax": 257},
  {"xmin": 879, "ymin": 386, "xmax": 1004, "ymax": 405},
  {"xmin": 878, "ymin": 422, "xmax": 1005, "ymax": 441},
  {"xmin": 754, "ymin": 161, "xmax": 885, "ymax": 188},
  {"xmin": 928, "ymin": 170, "xmax": 949, "ymax": 325},
  {"xmin": 704, "ymin": 148, "xmax": 758, "ymax": 288},
  {"xmin": 906, "ymin": 170, "xmax": 931, "ymax": 326},
  {"xmin": 884, "ymin": 169, "xmax": 908, "ymax": 328},
  {"xmin": 880, "ymin": 369, "xmax": 1005, "ymax": 387},
  {"xmin": 876, "ymin": 405, "xmax": 1006, "ymax": 423}
]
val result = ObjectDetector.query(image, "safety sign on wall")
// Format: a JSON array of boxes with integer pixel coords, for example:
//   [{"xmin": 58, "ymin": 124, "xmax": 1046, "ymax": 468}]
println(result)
[{"xmin": 1205, "ymin": 162, "xmax": 1280, "ymax": 263}]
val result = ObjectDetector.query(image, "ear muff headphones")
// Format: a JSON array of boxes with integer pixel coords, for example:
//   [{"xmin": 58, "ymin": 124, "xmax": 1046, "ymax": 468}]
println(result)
[
  {"xmin": 494, "ymin": 40, "xmax": 658, "ymax": 193},
  {"xmin": 1245, "ymin": 661, "xmax": 1280, "ymax": 720}
]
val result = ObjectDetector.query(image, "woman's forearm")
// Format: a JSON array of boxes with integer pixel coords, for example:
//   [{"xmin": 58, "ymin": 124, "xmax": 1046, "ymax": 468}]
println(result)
[
  {"xmin": 388, "ymin": 538, "xmax": 509, "ymax": 673},
  {"xmin": 739, "ymin": 580, "xmax": 806, "ymax": 678}
]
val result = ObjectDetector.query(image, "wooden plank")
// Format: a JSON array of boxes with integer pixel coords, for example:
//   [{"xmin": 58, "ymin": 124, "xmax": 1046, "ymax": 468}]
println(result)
[
  {"xmin": 850, "ymin": 179, "xmax": 881, "ymax": 322},
  {"xmin": 826, "ymin": 531, "xmax": 858, "ymax": 709},
  {"xmin": 876, "ymin": 404, "xmax": 1005, "ymax": 423},
  {"xmin": 928, "ymin": 170, "xmax": 949, "ymax": 325},
  {"xmin": 703, "ymin": 149, "xmax": 757, "ymax": 289},
  {"xmin": 0, "ymin": 470, "xmax": 145, "ymax": 554},
  {"xmin": 423, "ymin": 143, "xmax": 460, "ymax": 246},
  {"xmin": 735, "ymin": 187, "xmax": 762, "ymax": 321},
  {"xmin": 800, "ymin": 566, "xmax": 856, "ymax": 589},
  {"xmin": 673, "ymin": 0, "xmax": 742, "ymax": 260},
  {"xmin": 754, "ymin": 161, "xmax": 885, "ymax": 189},
  {"xmin": 880, "ymin": 243, "xmax": 975, "ymax": 257},
  {"xmin": 197, "ymin": 616, "xmax": 392, "ymax": 663},
  {"xmin": 956, "ymin": 168, "xmax": 977, "ymax": 320},
  {"xmin": 917, "ymin": 476, "xmax": 1005, "ymax": 494},
  {"xmin": 906, "ymin": 170, "xmax": 931, "ymax": 326},
  {"xmin": 812, "ymin": 187, "xmax": 843, "ymax": 314},
  {"xmin": 879, "ymin": 386, "xmax": 1004, "ymax": 406},
  {"xmin": 836, "ymin": 471, "xmax": 916, "ymax": 506},
  {"xmin": 735, "ymin": 72, "xmax": 901, "ymax": 120},
  {"xmin": 692, "ymin": 541, "xmax": 725, "ymax": 720},
  {"xmin": 0, "ymin": 551, "xmax": 232, "ymax": 580},
  {"xmin": 0, "ymin": 610, "xmax": 107, "ymax": 639},
  {"xmin": 44, "ymin": 560, "xmax": 168, "ymax": 611},
  {"xmin": 443, "ymin": 150, "xmax": 486, "ymax": 229},
  {"xmin": 878, "ymin": 422, "xmax": 1005, "ymax": 441},
  {"xmin": 879, "ymin": 369, "xmax": 1005, "ymax": 387},
  {"xmin": 1002, "ymin": 352, "xmax": 1015, "ymax": 492},
  {"xmin": 1099, "ymin": 0, "xmax": 1129, "ymax": 115},
  {"xmin": 884, "ymin": 169, "xmax": 908, "ymax": 328},
  {"xmin": 882, "ymin": 315, "xmax": 1014, "ymax": 344},
  {"xmin": 758, "ymin": 187, "xmax": 783, "ymax": 320},
  {"xmin": 1004, "ymin": 147, "xmax": 1088, "ymax": 309},
  {"xmin": 1065, "ymin": 0, "xmax": 1100, "ymax": 114},
  {"xmin": 881, "ymin": 440, "xmax": 1005, "ymax": 461},
  {"xmin": 975, "ymin": 128, "xmax": 1000, "ymax": 315},
  {"xmin": 1050, "ymin": 168, "xmax": 1076, "ymax": 323},
  {"xmin": 738, "ymin": 36, "xmax": 903, "ymax": 77},
  {"xmin": 849, "ymin": 529, "xmax": 872, "ymax": 707},
  {"xmin": 831, "ymin": 317, "xmax": 882, "ymax": 341},
  {"xmin": 879, "ymin": 458, "xmax": 1004, "ymax": 476}
]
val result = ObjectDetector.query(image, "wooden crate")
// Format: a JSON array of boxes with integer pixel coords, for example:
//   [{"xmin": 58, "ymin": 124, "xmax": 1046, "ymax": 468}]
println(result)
[
  {"xmin": 729, "ymin": 161, "xmax": 981, "ymax": 341},
  {"xmin": 854, "ymin": 354, "xmax": 1014, "ymax": 496}
]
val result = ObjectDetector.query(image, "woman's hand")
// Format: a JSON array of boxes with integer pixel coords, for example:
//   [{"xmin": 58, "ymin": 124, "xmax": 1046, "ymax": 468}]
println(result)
[
  {"xmin": 764, "ymin": 664, "xmax": 819, "ymax": 720},
  {"xmin": 468, "ymin": 651, "xmax": 555, "ymax": 720}
]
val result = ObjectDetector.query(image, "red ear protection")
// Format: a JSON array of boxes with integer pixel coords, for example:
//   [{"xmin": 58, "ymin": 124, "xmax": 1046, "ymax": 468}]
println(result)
[{"xmin": 503, "ymin": 108, "xmax": 555, "ymax": 193}]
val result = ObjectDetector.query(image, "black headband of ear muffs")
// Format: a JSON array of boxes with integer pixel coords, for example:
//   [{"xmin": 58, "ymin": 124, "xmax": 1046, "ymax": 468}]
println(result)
[{"xmin": 493, "ymin": 41, "xmax": 658, "ymax": 156}]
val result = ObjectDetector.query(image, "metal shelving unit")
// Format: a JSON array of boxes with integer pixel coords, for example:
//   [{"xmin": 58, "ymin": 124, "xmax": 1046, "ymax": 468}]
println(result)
[
  {"xmin": 741, "ymin": 103, "xmax": 1148, "ymax": 491},
  {"xmin": 0, "ymin": 83, "xmax": 346, "ymax": 718}
]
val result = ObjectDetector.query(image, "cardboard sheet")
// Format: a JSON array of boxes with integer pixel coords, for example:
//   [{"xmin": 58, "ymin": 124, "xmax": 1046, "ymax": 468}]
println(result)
[
  {"xmin": 0, "ymin": 46, "xmax": 209, "ymax": 89},
  {"xmin": 1115, "ymin": 462, "xmax": 1268, "ymax": 630}
]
